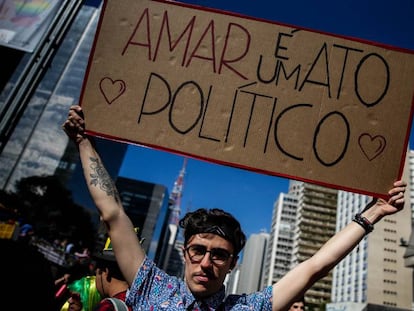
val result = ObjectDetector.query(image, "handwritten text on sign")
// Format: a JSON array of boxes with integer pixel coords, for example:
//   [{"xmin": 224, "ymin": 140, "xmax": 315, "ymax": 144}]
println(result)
[{"xmin": 80, "ymin": 0, "xmax": 414, "ymax": 197}]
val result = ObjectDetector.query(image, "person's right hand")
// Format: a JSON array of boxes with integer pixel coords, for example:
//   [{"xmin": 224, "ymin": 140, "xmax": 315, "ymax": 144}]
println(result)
[{"xmin": 62, "ymin": 105, "xmax": 86, "ymax": 144}]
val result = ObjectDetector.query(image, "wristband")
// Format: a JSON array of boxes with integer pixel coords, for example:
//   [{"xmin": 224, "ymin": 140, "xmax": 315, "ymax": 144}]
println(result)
[{"xmin": 352, "ymin": 213, "xmax": 374, "ymax": 234}]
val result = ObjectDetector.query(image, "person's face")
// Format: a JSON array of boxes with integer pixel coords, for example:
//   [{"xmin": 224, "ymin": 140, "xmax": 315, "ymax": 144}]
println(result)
[
  {"xmin": 68, "ymin": 292, "xmax": 82, "ymax": 311},
  {"xmin": 289, "ymin": 301, "xmax": 305, "ymax": 311},
  {"xmin": 183, "ymin": 233, "xmax": 236, "ymax": 299}
]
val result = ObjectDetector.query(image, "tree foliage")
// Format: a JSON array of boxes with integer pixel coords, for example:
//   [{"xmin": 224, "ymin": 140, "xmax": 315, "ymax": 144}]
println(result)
[{"xmin": 1, "ymin": 175, "xmax": 96, "ymax": 248}]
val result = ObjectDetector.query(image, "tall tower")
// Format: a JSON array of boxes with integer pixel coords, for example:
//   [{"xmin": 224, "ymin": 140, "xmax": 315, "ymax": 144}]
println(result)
[
  {"xmin": 159, "ymin": 157, "xmax": 187, "ymax": 277},
  {"xmin": 169, "ymin": 157, "xmax": 187, "ymax": 226}
]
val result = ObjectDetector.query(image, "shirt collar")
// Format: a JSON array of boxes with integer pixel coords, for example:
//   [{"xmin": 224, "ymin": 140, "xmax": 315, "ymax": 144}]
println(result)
[{"xmin": 185, "ymin": 286, "xmax": 226, "ymax": 310}]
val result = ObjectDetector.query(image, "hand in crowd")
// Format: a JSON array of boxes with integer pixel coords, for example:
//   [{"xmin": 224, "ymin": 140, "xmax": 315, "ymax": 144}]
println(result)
[
  {"xmin": 62, "ymin": 105, "xmax": 86, "ymax": 144},
  {"xmin": 67, "ymin": 292, "xmax": 82, "ymax": 311}
]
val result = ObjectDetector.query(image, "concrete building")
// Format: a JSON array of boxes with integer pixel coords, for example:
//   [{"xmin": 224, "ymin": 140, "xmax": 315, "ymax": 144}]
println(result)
[
  {"xmin": 236, "ymin": 232, "xmax": 269, "ymax": 294},
  {"xmin": 403, "ymin": 150, "xmax": 414, "ymax": 310},
  {"xmin": 164, "ymin": 238, "xmax": 185, "ymax": 278},
  {"xmin": 291, "ymin": 181, "xmax": 338, "ymax": 309},
  {"xmin": 263, "ymin": 180, "xmax": 337, "ymax": 310},
  {"xmin": 225, "ymin": 264, "xmax": 241, "ymax": 295},
  {"xmin": 262, "ymin": 191, "xmax": 298, "ymax": 286},
  {"xmin": 408, "ymin": 150, "xmax": 414, "ymax": 221}
]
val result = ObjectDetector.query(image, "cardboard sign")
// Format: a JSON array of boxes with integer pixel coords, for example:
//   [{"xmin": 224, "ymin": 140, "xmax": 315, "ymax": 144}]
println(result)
[{"xmin": 80, "ymin": 0, "xmax": 414, "ymax": 198}]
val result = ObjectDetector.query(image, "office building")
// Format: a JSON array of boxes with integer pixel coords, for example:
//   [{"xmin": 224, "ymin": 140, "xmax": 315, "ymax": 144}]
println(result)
[
  {"xmin": 236, "ymin": 232, "xmax": 269, "ymax": 294},
  {"xmin": 291, "ymin": 181, "xmax": 338, "ymax": 309},
  {"xmin": 0, "ymin": 1, "xmax": 102, "ymax": 191},
  {"xmin": 408, "ymin": 150, "xmax": 414, "ymax": 221},
  {"xmin": 403, "ymin": 149, "xmax": 414, "ymax": 310},
  {"xmin": 262, "ymin": 191, "xmax": 298, "ymax": 286},
  {"xmin": 225, "ymin": 265, "xmax": 241, "ymax": 295},
  {"xmin": 115, "ymin": 176, "xmax": 169, "ymax": 261},
  {"xmin": 165, "ymin": 238, "xmax": 185, "ymax": 278},
  {"xmin": 58, "ymin": 137, "xmax": 128, "ymax": 225},
  {"xmin": 264, "ymin": 180, "xmax": 337, "ymax": 310}
]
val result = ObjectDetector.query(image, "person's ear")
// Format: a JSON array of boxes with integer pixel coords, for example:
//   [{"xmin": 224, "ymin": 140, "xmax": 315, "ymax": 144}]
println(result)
[
  {"xmin": 103, "ymin": 267, "xmax": 112, "ymax": 282},
  {"xmin": 182, "ymin": 246, "xmax": 188, "ymax": 262}
]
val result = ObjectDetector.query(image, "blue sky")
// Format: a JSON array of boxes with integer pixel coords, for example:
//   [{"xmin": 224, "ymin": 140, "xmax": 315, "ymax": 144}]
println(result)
[{"xmin": 119, "ymin": 0, "xmax": 414, "ymax": 238}]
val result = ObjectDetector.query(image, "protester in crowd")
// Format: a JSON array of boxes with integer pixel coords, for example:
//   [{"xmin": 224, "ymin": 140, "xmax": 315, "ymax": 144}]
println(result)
[
  {"xmin": 66, "ymin": 292, "xmax": 83, "ymax": 311},
  {"xmin": 18, "ymin": 222, "xmax": 34, "ymax": 243},
  {"xmin": 63, "ymin": 104, "xmax": 406, "ymax": 311},
  {"xmin": 60, "ymin": 275, "xmax": 101, "ymax": 311},
  {"xmin": 55, "ymin": 258, "xmax": 96, "ymax": 310},
  {"xmin": 55, "ymin": 271, "xmax": 72, "ymax": 307},
  {"xmin": 66, "ymin": 241, "xmax": 76, "ymax": 254},
  {"xmin": 63, "ymin": 236, "xmax": 131, "ymax": 311},
  {"xmin": 91, "ymin": 239, "xmax": 131, "ymax": 310}
]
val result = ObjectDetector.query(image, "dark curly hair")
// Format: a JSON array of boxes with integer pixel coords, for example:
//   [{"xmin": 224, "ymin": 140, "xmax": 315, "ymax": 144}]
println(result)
[
  {"xmin": 94, "ymin": 254, "xmax": 125, "ymax": 281},
  {"xmin": 179, "ymin": 208, "xmax": 246, "ymax": 256}
]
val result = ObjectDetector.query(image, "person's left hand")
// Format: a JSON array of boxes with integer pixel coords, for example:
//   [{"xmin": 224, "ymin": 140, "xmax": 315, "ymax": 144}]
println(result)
[
  {"xmin": 368, "ymin": 180, "xmax": 406, "ymax": 220},
  {"xmin": 381, "ymin": 180, "xmax": 406, "ymax": 214}
]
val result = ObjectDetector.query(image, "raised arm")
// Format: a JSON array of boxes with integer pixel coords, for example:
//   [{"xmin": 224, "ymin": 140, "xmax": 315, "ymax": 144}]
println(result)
[
  {"xmin": 62, "ymin": 105, "xmax": 144, "ymax": 285},
  {"xmin": 271, "ymin": 180, "xmax": 406, "ymax": 311}
]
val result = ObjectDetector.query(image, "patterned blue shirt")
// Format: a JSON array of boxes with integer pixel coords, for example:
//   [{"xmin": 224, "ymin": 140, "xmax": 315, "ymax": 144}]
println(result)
[{"xmin": 126, "ymin": 257, "xmax": 273, "ymax": 310}]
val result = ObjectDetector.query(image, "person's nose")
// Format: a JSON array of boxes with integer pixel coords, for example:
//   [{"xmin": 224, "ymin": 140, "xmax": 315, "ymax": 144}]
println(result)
[{"xmin": 200, "ymin": 251, "xmax": 213, "ymax": 267}]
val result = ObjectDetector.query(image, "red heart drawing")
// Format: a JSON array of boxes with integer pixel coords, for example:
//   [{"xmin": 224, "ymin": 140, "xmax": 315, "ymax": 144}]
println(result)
[
  {"xmin": 358, "ymin": 133, "xmax": 386, "ymax": 161},
  {"xmin": 99, "ymin": 77, "xmax": 126, "ymax": 104}
]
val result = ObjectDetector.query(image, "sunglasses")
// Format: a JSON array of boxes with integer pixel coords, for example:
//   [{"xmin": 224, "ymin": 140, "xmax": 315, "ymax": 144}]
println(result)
[{"xmin": 185, "ymin": 244, "xmax": 233, "ymax": 266}]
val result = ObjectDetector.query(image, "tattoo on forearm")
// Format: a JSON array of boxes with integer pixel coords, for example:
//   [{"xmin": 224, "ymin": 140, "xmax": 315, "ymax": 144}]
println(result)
[{"xmin": 89, "ymin": 157, "xmax": 120, "ymax": 203}]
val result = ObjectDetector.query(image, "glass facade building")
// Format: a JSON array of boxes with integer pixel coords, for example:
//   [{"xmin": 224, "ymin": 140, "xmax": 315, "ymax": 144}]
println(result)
[{"xmin": 0, "ymin": 1, "xmax": 102, "ymax": 191}]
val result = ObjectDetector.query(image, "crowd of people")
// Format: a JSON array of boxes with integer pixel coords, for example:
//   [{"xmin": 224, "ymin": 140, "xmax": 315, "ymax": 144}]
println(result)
[
  {"xmin": 0, "ymin": 206, "xmax": 131, "ymax": 310},
  {"xmin": 64, "ymin": 237, "xmax": 131, "ymax": 311},
  {"xmin": 3, "ymin": 231, "xmax": 132, "ymax": 310}
]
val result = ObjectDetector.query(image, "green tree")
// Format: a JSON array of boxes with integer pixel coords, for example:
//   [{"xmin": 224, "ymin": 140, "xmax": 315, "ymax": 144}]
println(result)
[{"xmin": 7, "ymin": 175, "xmax": 96, "ymax": 248}]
